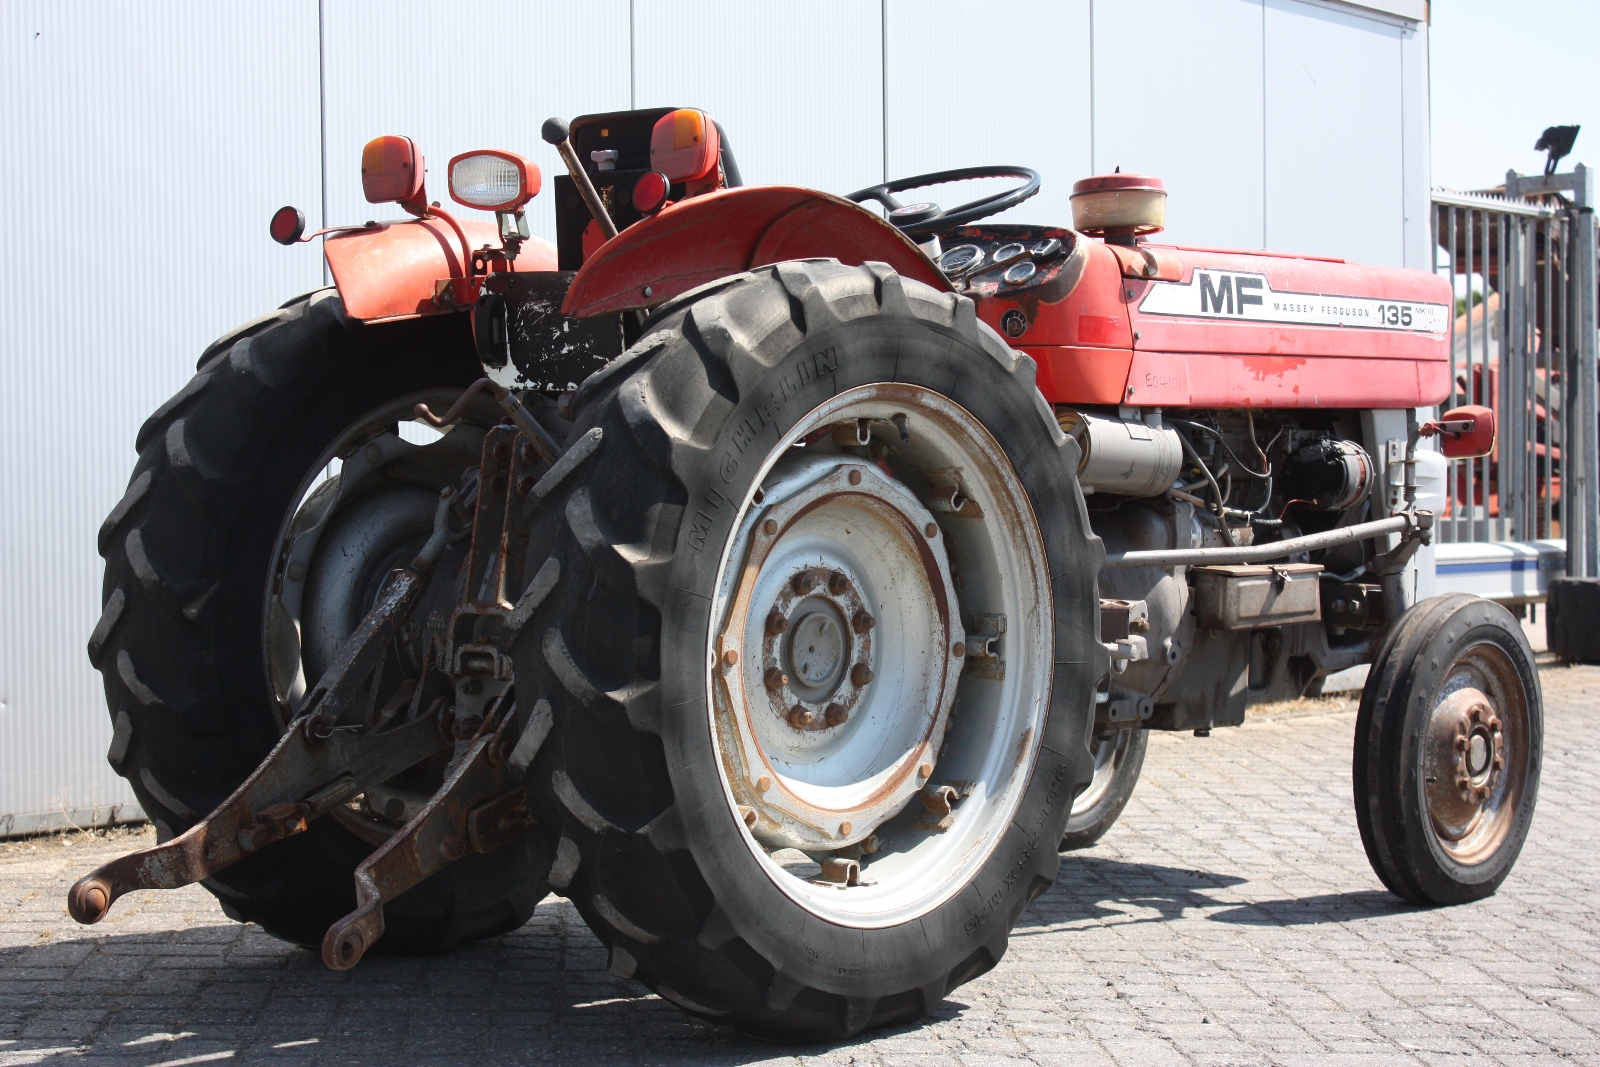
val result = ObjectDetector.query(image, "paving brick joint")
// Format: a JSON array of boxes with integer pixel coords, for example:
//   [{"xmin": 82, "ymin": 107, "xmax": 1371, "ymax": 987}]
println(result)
[{"xmin": 3, "ymin": 665, "xmax": 1597, "ymax": 1066}]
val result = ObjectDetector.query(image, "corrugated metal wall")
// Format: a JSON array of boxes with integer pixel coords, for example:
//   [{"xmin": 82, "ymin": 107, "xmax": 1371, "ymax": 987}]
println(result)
[
  {"xmin": 0, "ymin": 0, "xmax": 1429, "ymax": 833},
  {"xmin": 0, "ymin": 2, "xmax": 325, "ymax": 835}
]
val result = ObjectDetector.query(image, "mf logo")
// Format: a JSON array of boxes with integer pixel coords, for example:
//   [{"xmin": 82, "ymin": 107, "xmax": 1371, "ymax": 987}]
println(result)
[{"xmin": 1197, "ymin": 271, "xmax": 1264, "ymax": 316}]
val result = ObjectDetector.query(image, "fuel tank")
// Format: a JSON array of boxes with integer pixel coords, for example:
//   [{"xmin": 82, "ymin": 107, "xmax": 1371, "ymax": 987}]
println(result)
[{"xmin": 953, "ymin": 225, "xmax": 1452, "ymax": 410}]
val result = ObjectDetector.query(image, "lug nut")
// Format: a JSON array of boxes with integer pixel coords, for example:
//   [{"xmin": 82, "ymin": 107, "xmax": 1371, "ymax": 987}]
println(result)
[
  {"xmin": 757, "ymin": 776, "xmax": 772, "ymax": 793},
  {"xmin": 839, "ymin": 821, "xmax": 852, "ymax": 837},
  {"xmin": 828, "ymin": 571, "xmax": 849, "ymax": 595},
  {"xmin": 824, "ymin": 702, "xmax": 847, "ymax": 727},
  {"xmin": 763, "ymin": 519, "xmax": 778, "ymax": 536},
  {"xmin": 722, "ymin": 648, "xmax": 739, "ymax": 667},
  {"xmin": 792, "ymin": 570, "xmax": 816, "ymax": 595},
  {"xmin": 852, "ymin": 610, "xmax": 876, "ymax": 633},
  {"xmin": 848, "ymin": 469, "xmax": 863, "ymax": 486},
  {"xmin": 952, "ymin": 642, "xmax": 966, "ymax": 658},
  {"xmin": 851, "ymin": 663, "xmax": 875, "ymax": 686},
  {"xmin": 765, "ymin": 668, "xmax": 789, "ymax": 690},
  {"xmin": 789, "ymin": 706, "xmax": 815, "ymax": 728},
  {"xmin": 766, "ymin": 610, "xmax": 789, "ymax": 635},
  {"xmin": 924, "ymin": 522, "xmax": 939, "ymax": 538},
  {"xmin": 918, "ymin": 762, "xmax": 932, "ymax": 780}
]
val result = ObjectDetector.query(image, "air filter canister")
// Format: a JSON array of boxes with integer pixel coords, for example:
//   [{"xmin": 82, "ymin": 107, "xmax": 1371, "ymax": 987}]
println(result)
[
  {"xmin": 1058, "ymin": 411, "xmax": 1184, "ymax": 497},
  {"xmin": 1070, "ymin": 173, "xmax": 1167, "ymax": 236}
]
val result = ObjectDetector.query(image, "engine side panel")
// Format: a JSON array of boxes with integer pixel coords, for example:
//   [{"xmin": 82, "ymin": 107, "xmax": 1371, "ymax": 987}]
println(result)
[
  {"xmin": 962, "ymin": 228, "xmax": 1451, "ymax": 409},
  {"xmin": 1123, "ymin": 246, "xmax": 1452, "ymax": 408}
]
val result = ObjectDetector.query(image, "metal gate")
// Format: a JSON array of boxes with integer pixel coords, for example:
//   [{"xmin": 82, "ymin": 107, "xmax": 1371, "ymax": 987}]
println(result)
[{"xmin": 1431, "ymin": 166, "xmax": 1599, "ymax": 581}]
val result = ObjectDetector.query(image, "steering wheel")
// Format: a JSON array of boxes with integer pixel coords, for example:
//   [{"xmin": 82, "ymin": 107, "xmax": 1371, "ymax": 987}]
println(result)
[{"xmin": 847, "ymin": 166, "xmax": 1041, "ymax": 239}]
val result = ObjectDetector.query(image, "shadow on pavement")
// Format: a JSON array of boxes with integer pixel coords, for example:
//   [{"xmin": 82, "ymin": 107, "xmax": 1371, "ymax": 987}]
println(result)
[
  {"xmin": 1204, "ymin": 889, "xmax": 1423, "ymax": 926},
  {"xmin": 0, "ymin": 858, "xmax": 1419, "ymax": 1063},
  {"xmin": 0, "ymin": 918, "xmax": 963, "ymax": 1065},
  {"xmin": 1016, "ymin": 854, "xmax": 1249, "ymax": 931},
  {"xmin": 1018, "ymin": 854, "xmax": 1417, "ymax": 931}
]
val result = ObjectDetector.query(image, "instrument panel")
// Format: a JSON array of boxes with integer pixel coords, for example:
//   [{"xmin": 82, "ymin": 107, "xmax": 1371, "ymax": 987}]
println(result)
[{"xmin": 934, "ymin": 225, "xmax": 1078, "ymax": 298}]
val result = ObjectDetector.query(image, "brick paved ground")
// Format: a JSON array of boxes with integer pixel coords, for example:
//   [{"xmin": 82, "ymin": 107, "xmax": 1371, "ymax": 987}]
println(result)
[{"xmin": 2, "ymin": 664, "xmax": 1596, "ymax": 1066}]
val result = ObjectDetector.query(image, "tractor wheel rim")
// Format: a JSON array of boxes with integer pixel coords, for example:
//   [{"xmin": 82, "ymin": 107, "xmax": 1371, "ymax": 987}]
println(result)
[
  {"xmin": 1075, "ymin": 729, "xmax": 1134, "ymax": 815},
  {"xmin": 708, "ymin": 384, "xmax": 1052, "ymax": 927},
  {"xmin": 1422, "ymin": 642, "xmax": 1529, "ymax": 864}
]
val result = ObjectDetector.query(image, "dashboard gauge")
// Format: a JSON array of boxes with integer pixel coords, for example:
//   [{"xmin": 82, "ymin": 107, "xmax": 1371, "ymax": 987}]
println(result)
[
  {"xmin": 994, "ymin": 241, "xmax": 1027, "ymax": 263},
  {"xmin": 1002, "ymin": 261, "xmax": 1038, "ymax": 285},
  {"xmin": 939, "ymin": 243, "xmax": 984, "ymax": 274}
]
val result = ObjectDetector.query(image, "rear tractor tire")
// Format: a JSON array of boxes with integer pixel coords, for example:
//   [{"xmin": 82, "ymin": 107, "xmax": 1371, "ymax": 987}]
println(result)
[
  {"xmin": 514, "ymin": 260, "xmax": 1105, "ymax": 1040},
  {"xmin": 89, "ymin": 289, "xmax": 555, "ymax": 951},
  {"xmin": 1354, "ymin": 593, "xmax": 1542, "ymax": 905}
]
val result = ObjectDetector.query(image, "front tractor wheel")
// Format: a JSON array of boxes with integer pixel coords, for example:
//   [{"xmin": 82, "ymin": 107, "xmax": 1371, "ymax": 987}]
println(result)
[
  {"xmin": 1354, "ymin": 593, "xmax": 1542, "ymax": 905},
  {"xmin": 516, "ymin": 261, "xmax": 1102, "ymax": 1039}
]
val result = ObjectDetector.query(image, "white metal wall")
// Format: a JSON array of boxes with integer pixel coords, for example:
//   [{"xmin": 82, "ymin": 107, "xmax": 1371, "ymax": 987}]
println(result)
[
  {"xmin": 0, "ymin": 2, "xmax": 324, "ymax": 835},
  {"xmin": 0, "ymin": 0, "xmax": 1429, "ymax": 832}
]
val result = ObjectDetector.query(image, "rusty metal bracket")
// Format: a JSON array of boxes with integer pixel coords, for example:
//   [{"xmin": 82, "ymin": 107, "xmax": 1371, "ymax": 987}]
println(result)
[
  {"xmin": 963, "ymin": 614, "xmax": 1007, "ymax": 680},
  {"xmin": 442, "ymin": 425, "xmax": 532, "ymax": 673},
  {"xmin": 321, "ymin": 697, "xmax": 544, "ymax": 971},
  {"xmin": 66, "ymin": 711, "xmax": 447, "ymax": 925}
]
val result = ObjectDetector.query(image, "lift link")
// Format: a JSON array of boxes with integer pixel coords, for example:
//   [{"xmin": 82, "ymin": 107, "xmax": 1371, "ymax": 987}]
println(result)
[
  {"xmin": 66, "ymin": 494, "xmax": 465, "ymax": 927},
  {"xmin": 321, "ymin": 694, "xmax": 542, "ymax": 971},
  {"xmin": 321, "ymin": 415, "xmax": 552, "ymax": 971}
]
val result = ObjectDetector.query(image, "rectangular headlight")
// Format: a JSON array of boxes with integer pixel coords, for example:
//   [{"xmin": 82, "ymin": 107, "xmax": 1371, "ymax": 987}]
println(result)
[{"xmin": 448, "ymin": 151, "xmax": 541, "ymax": 212}]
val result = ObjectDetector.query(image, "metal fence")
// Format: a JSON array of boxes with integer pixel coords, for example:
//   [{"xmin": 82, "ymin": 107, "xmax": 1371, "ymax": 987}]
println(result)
[{"xmin": 1431, "ymin": 169, "xmax": 1598, "ymax": 578}]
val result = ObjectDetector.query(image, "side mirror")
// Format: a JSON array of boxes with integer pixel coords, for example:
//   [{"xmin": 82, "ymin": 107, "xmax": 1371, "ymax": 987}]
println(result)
[
  {"xmin": 1428, "ymin": 404, "xmax": 1497, "ymax": 460},
  {"xmin": 649, "ymin": 108, "xmax": 720, "ymax": 183},
  {"xmin": 361, "ymin": 135, "xmax": 427, "ymax": 215}
]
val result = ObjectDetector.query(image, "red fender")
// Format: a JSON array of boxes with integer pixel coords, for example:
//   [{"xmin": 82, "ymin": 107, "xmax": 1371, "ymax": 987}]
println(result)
[
  {"xmin": 562, "ymin": 186, "xmax": 950, "ymax": 318},
  {"xmin": 324, "ymin": 218, "xmax": 557, "ymax": 323}
]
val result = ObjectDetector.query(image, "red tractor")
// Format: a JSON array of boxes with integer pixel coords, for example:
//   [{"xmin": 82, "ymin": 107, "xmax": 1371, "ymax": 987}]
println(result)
[{"xmin": 73, "ymin": 107, "xmax": 1540, "ymax": 1040}]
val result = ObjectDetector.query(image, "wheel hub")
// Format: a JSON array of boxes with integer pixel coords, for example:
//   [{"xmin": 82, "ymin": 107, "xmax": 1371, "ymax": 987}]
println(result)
[
  {"xmin": 1426, "ymin": 686, "xmax": 1505, "ymax": 839},
  {"xmin": 764, "ymin": 566, "xmax": 873, "ymax": 730},
  {"xmin": 714, "ymin": 458, "xmax": 962, "ymax": 852}
]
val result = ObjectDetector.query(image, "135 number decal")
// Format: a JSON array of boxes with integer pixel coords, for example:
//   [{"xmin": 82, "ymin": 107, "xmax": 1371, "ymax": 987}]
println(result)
[{"xmin": 1375, "ymin": 303, "xmax": 1415, "ymax": 327}]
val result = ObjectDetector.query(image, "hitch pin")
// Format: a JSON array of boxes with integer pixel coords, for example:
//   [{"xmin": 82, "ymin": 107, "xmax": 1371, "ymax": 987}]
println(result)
[{"xmin": 415, "ymin": 377, "xmax": 562, "ymax": 465}]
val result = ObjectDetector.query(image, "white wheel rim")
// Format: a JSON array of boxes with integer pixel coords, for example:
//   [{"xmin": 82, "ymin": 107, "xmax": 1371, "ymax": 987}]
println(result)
[
  {"xmin": 707, "ymin": 384, "xmax": 1052, "ymax": 927},
  {"xmin": 1073, "ymin": 730, "xmax": 1133, "ymax": 816}
]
